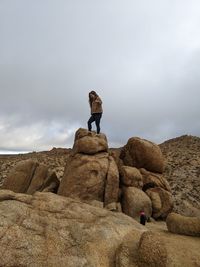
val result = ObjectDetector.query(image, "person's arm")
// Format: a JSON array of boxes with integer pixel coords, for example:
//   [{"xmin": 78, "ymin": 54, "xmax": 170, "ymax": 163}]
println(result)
[{"xmin": 95, "ymin": 97, "xmax": 102, "ymax": 104}]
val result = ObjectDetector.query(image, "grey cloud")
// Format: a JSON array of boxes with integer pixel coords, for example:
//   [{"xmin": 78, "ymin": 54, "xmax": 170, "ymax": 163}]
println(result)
[{"xmin": 0, "ymin": 0, "xmax": 200, "ymax": 152}]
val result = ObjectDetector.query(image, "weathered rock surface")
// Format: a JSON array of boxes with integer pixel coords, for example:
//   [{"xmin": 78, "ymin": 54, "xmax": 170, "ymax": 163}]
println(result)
[
  {"xmin": 58, "ymin": 152, "xmax": 109, "ymax": 201},
  {"xmin": 1, "ymin": 190, "xmax": 199, "ymax": 267},
  {"xmin": 116, "ymin": 230, "xmax": 167, "ymax": 267},
  {"xmin": 146, "ymin": 187, "xmax": 173, "ymax": 219},
  {"xmin": 105, "ymin": 202, "xmax": 122, "ymax": 212},
  {"xmin": 1, "ymin": 159, "xmax": 38, "ymax": 193},
  {"xmin": 166, "ymin": 212, "xmax": 200, "ymax": 237},
  {"xmin": 27, "ymin": 165, "xmax": 59, "ymax": 194},
  {"xmin": 0, "ymin": 148, "xmax": 70, "ymax": 187},
  {"xmin": 120, "ymin": 166, "xmax": 143, "ymax": 188},
  {"xmin": 58, "ymin": 129, "xmax": 119, "ymax": 206},
  {"xmin": 1, "ymin": 159, "xmax": 59, "ymax": 194},
  {"xmin": 0, "ymin": 132, "xmax": 200, "ymax": 267},
  {"xmin": 73, "ymin": 128, "xmax": 108, "ymax": 154},
  {"xmin": 0, "ymin": 190, "xmax": 145, "ymax": 267},
  {"xmin": 122, "ymin": 187, "xmax": 152, "ymax": 219},
  {"xmin": 120, "ymin": 137, "xmax": 164, "ymax": 173},
  {"xmin": 137, "ymin": 231, "xmax": 167, "ymax": 267},
  {"xmin": 140, "ymin": 168, "xmax": 171, "ymax": 192},
  {"xmin": 104, "ymin": 156, "xmax": 119, "ymax": 206},
  {"xmin": 2, "ymin": 134, "xmax": 200, "ymax": 220},
  {"xmin": 116, "ymin": 231, "xmax": 142, "ymax": 267},
  {"xmin": 117, "ymin": 221, "xmax": 200, "ymax": 267},
  {"xmin": 118, "ymin": 135, "xmax": 173, "ymax": 221}
]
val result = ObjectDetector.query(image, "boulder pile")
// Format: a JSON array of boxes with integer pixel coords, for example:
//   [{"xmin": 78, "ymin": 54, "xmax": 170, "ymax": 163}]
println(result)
[
  {"xmin": 119, "ymin": 136, "xmax": 173, "ymax": 219},
  {"xmin": 57, "ymin": 129, "xmax": 173, "ymax": 220},
  {"xmin": 1, "ymin": 128, "xmax": 173, "ymax": 220}
]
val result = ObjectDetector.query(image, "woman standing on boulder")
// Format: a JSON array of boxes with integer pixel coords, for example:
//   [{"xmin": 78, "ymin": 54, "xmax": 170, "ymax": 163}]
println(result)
[{"xmin": 88, "ymin": 91, "xmax": 103, "ymax": 134}]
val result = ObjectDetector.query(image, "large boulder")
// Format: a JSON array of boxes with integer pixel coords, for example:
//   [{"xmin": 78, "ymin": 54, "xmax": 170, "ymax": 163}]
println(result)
[
  {"xmin": 140, "ymin": 168, "xmax": 171, "ymax": 192},
  {"xmin": 0, "ymin": 190, "xmax": 145, "ymax": 267},
  {"xmin": 146, "ymin": 187, "xmax": 173, "ymax": 219},
  {"xmin": 116, "ymin": 226, "xmax": 200, "ymax": 267},
  {"xmin": 116, "ymin": 231, "xmax": 142, "ymax": 267},
  {"xmin": 73, "ymin": 128, "xmax": 108, "ymax": 154},
  {"xmin": 116, "ymin": 230, "xmax": 167, "ymax": 267},
  {"xmin": 1, "ymin": 160, "xmax": 59, "ymax": 194},
  {"xmin": 120, "ymin": 166, "xmax": 143, "ymax": 188},
  {"xmin": 120, "ymin": 137, "xmax": 164, "ymax": 173},
  {"xmin": 1, "ymin": 159, "xmax": 38, "ymax": 193},
  {"xmin": 137, "ymin": 231, "xmax": 167, "ymax": 267},
  {"xmin": 58, "ymin": 152, "xmax": 120, "ymax": 206},
  {"xmin": 27, "ymin": 163, "xmax": 48, "ymax": 193},
  {"xmin": 166, "ymin": 212, "xmax": 200, "ymax": 237},
  {"xmin": 58, "ymin": 152, "xmax": 109, "ymax": 202},
  {"xmin": 27, "ymin": 164, "xmax": 59, "ymax": 194},
  {"xmin": 122, "ymin": 187, "xmax": 152, "ymax": 219}
]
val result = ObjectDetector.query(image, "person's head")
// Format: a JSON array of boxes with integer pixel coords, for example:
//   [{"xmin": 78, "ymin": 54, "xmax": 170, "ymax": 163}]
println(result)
[
  {"xmin": 89, "ymin": 90, "xmax": 98, "ymax": 98},
  {"xmin": 89, "ymin": 90, "xmax": 98, "ymax": 105}
]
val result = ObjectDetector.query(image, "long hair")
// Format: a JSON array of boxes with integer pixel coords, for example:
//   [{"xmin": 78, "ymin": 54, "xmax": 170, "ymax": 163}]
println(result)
[{"xmin": 89, "ymin": 91, "xmax": 98, "ymax": 108}]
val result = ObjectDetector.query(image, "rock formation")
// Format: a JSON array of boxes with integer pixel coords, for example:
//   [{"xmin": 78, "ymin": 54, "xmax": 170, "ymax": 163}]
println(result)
[
  {"xmin": 58, "ymin": 128, "xmax": 119, "ymax": 208},
  {"xmin": 0, "ymin": 190, "xmax": 199, "ymax": 267},
  {"xmin": 0, "ymin": 129, "xmax": 173, "ymax": 221},
  {"xmin": 120, "ymin": 166, "xmax": 143, "ymax": 188},
  {"xmin": 0, "ymin": 131, "xmax": 200, "ymax": 266},
  {"xmin": 0, "ymin": 148, "xmax": 70, "ymax": 187},
  {"xmin": 0, "ymin": 190, "xmax": 145, "ymax": 267},
  {"xmin": 137, "ymin": 231, "xmax": 167, "ymax": 267},
  {"xmin": 1, "ymin": 159, "xmax": 59, "ymax": 194},
  {"xmin": 116, "ymin": 221, "xmax": 200, "ymax": 267},
  {"xmin": 140, "ymin": 168, "xmax": 171, "ymax": 192},
  {"xmin": 57, "ymin": 129, "xmax": 174, "ymax": 220},
  {"xmin": 119, "ymin": 136, "xmax": 173, "ymax": 220},
  {"xmin": 166, "ymin": 212, "xmax": 200, "ymax": 237},
  {"xmin": 146, "ymin": 187, "xmax": 173, "ymax": 219},
  {"xmin": 122, "ymin": 187, "xmax": 152, "ymax": 219},
  {"xmin": 73, "ymin": 128, "xmax": 108, "ymax": 154},
  {"xmin": 1, "ymin": 134, "xmax": 199, "ymax": 220},
  {"xmin": 120, "ymin": 137, "xmax": 164, "ymax": 173}
]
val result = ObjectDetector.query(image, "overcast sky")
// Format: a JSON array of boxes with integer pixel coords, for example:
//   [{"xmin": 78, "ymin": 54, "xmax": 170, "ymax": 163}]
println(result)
[{"xmin": 0, "ymin": 0, "xmax": 200, "ymax": 153}]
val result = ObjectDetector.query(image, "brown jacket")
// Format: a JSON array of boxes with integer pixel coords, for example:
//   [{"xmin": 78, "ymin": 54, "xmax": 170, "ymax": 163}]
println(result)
[{"xmin": 91, "ymin": 96, "xmax": 103, "ymax": 114}]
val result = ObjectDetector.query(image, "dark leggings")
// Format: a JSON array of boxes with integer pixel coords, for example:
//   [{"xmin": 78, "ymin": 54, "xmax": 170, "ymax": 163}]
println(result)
[
  {"xmin": 140, "ymin": 215, "xmax": 146, "ymax": 225},
  {"xmin": 88, "ymin": 113, "xmax": 102, "ymax": 134}
]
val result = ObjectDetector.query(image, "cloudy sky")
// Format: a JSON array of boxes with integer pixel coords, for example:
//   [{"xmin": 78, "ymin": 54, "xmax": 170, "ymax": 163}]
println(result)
[{"xmin": 0, "ymin": 0, "xmax": 200, "ymax": 153}]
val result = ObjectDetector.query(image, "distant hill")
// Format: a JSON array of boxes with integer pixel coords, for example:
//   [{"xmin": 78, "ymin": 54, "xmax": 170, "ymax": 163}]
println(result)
[{"xmin": 160, "ymin": 135, "xmax": 200, "ymax": 216}]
